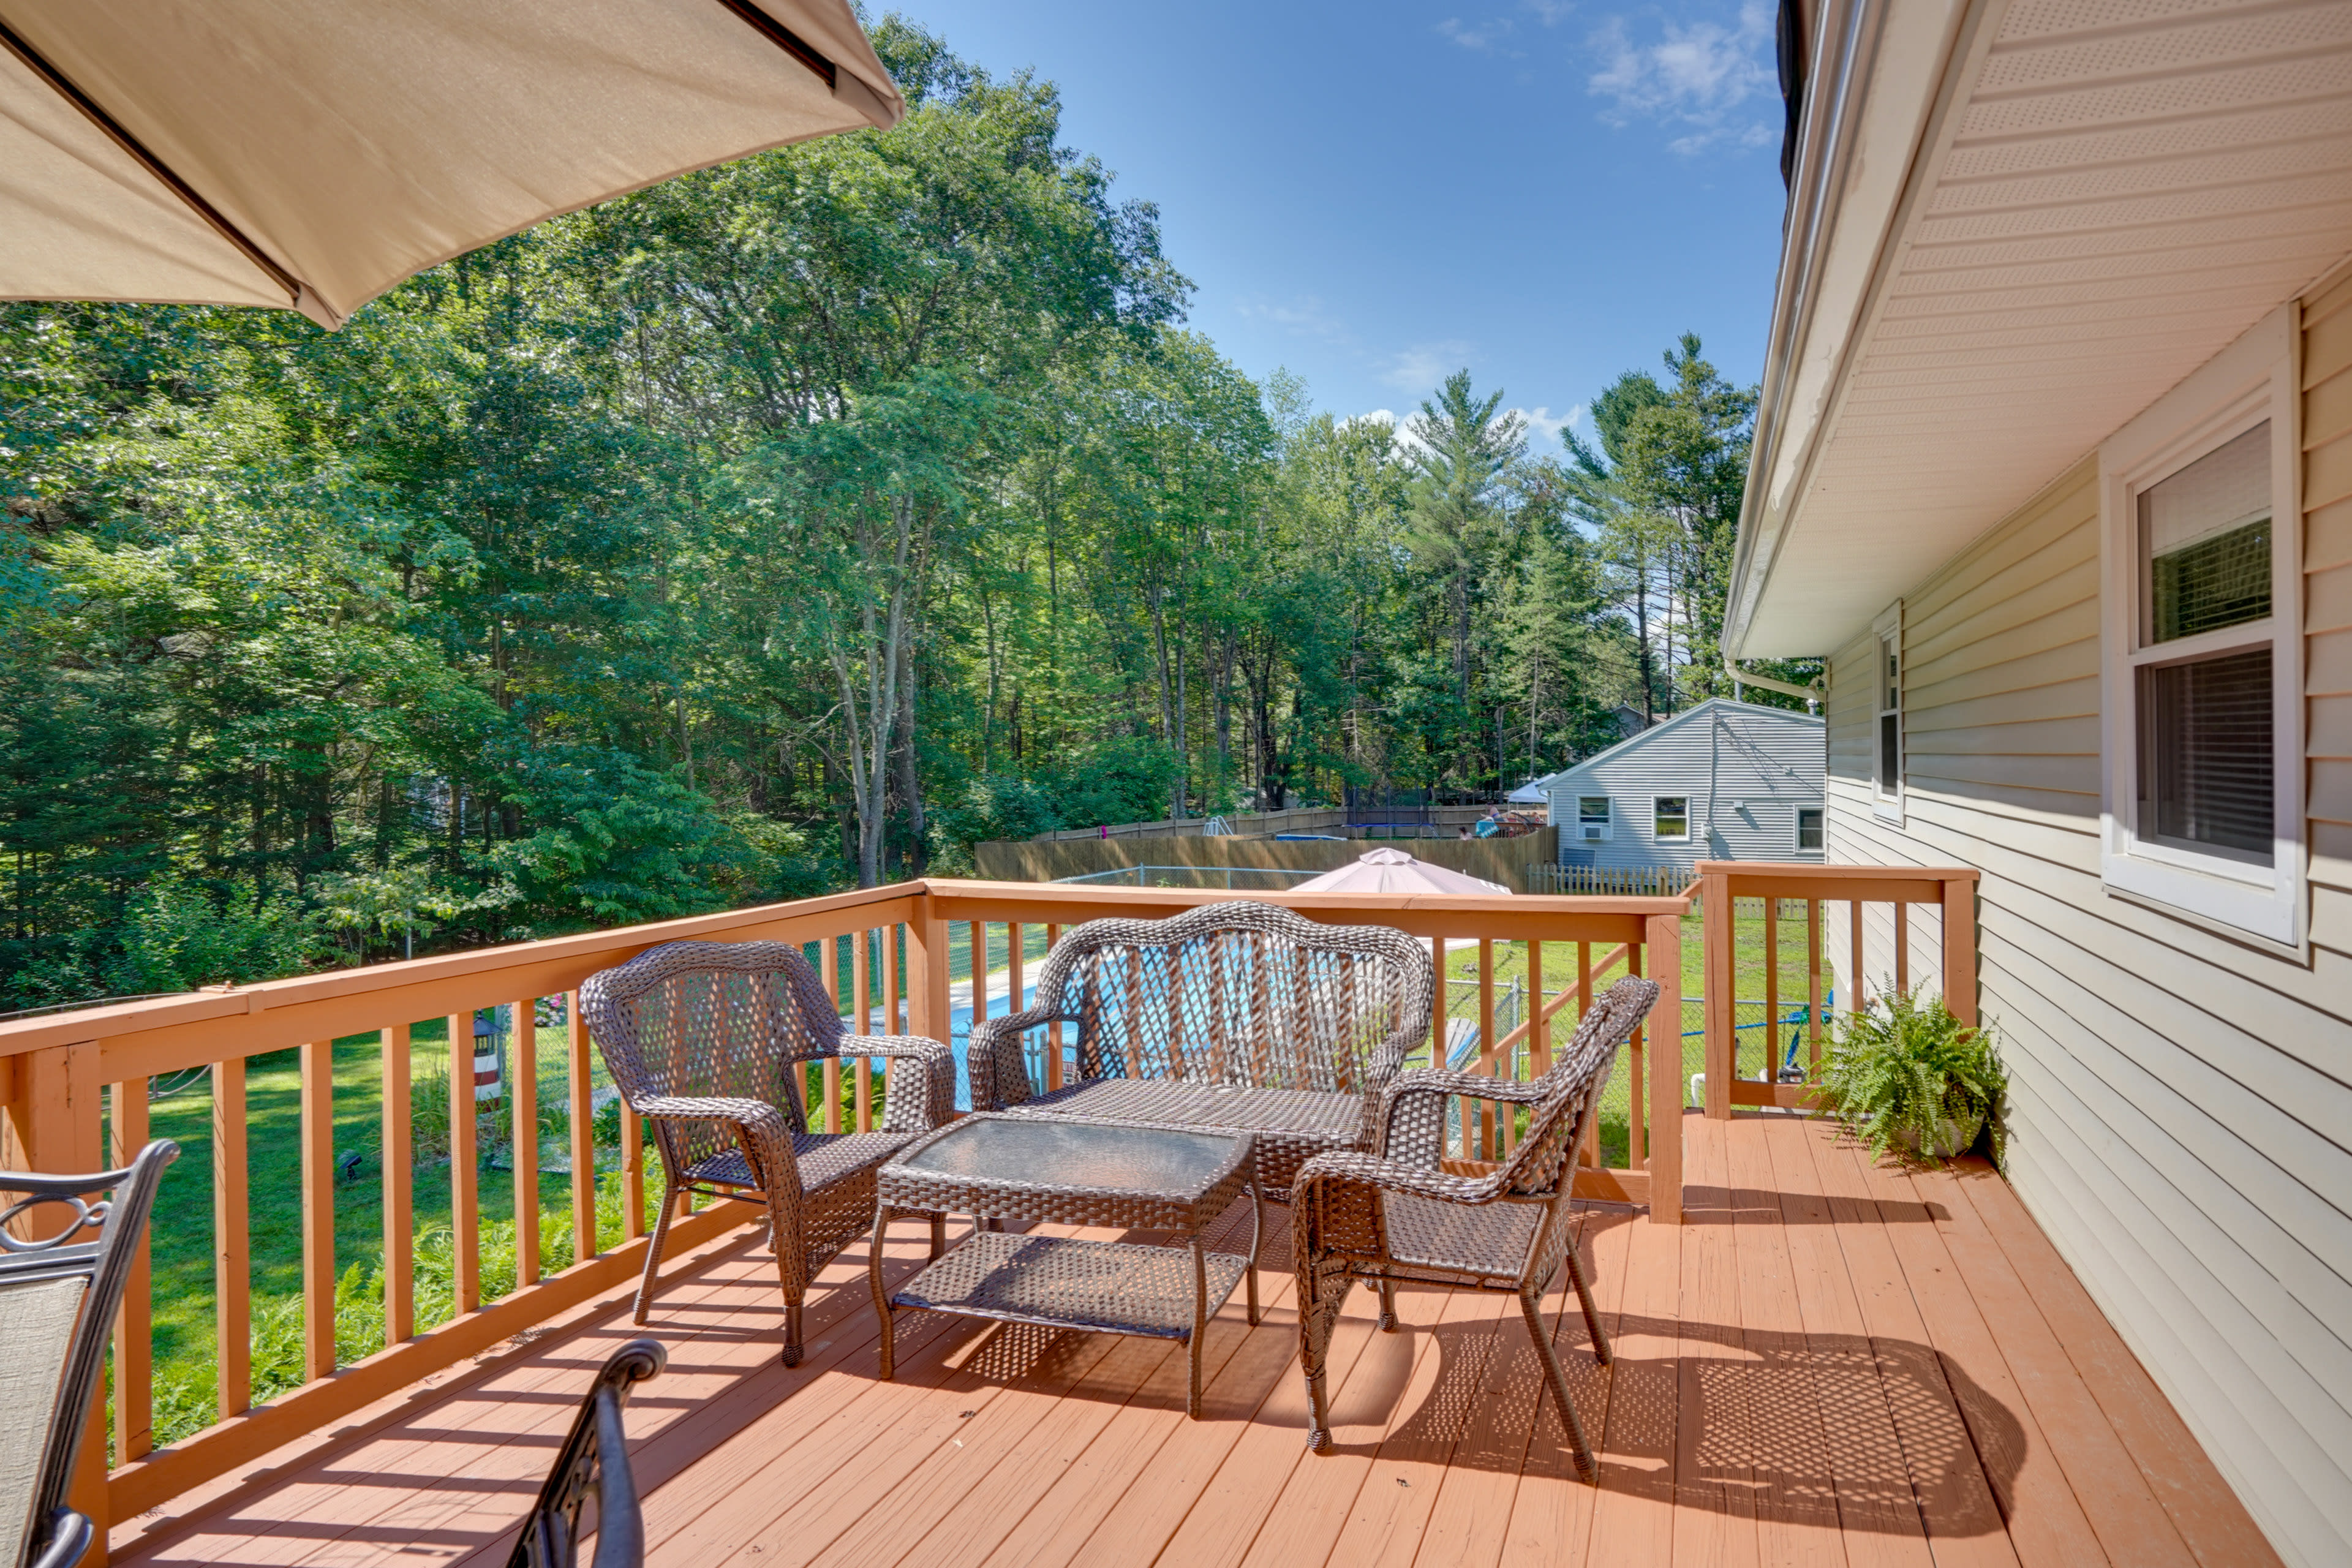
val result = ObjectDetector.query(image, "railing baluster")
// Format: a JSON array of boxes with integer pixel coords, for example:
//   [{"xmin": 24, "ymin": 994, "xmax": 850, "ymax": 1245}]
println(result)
[
  {"xmin": 1529, "ymin": 941, "xmax": 1549, "ymax": 1076},
  {"xmin": 1009, "ymin": 919, "xmax": 1028, "ymax": 1079},
  {"xmin": 1807, "ymin": 899, "xmax": 1824, "ymax": 1068},
  {"xmin": 886, "ymin": 923, "xmax": 903, "ymax": 1035},
  {"xmin": 568, "ymin": 994, "xmax": 596, "ymax": 1267},
  {"xmin": 1894, "ymin": 900, "xmax": 1910, "ymax": 992},
  {"xmin": 621, "ymin": 1098, "xmax": 646, "ymax": 1242},
  {"xmin": 514, "ymin": 998, "xmax": 540, "ymax": 1289},
  {"xmin": 301, "ymin": 1038, "xmax": 336, "ymax": 1381},
  {"xmin": 383, "ymin": 1023, "xmax": 413, "ymax": 1344},
  {"xmin": 1765, "ymin": 896, "xmax": 1781, "ymax": 1085},
  {"xmin": 1529, "ymin": 938, "xmax": 1574, "ymax": 1163},
  {"xmin": 967, "ymin": 922, "xmax": 989, "ymax": 1099},
  {"xmin": 853, "ymin": 929, "xmax": 873, "ymax": 1133},
  {"xmin": 111, "ymin": 1075, "xmax": 153, "ymax": 1461},
  {"xmin": 1628, "ymin": 948, "xmax": 1646, "ymax": 1172},
  {"xmin": 448, "ymin": 1013, "xmax": 479, "ymax": 1313},
  {"xmin": 213, "ymin": 1055, "xmax": 251, "ymax": 1419},
  {"xmin": 1643, "ymin": 913, "xmax": 1684, "ymax": 1225},
  {"xmin": 1046, "ymin": 923, "xmax": 1064, "ymax": 1090},
  {"xmin": 1700, "ymin": 869, "xmax": 1733, "ymax": 1119},
  {"xmin": 822, "ymin": 936, "xmax": 843, "ymax": 1135},
  {"xmin": 1849, "ymin": 899, "xmax": 1865, "ymax": 1015},
  {"xmin": 1477, "ymin": 939, "xmax": 1496, "ymax": 1077},
  {"xmin": 1628, "ymin": 940, "xmax": 1646, "ymax": 1170}
]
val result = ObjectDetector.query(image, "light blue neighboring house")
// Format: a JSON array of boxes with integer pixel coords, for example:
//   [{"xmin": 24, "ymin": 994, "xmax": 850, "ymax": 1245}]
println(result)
[{"xmin": 1509, "ymin": 698, "xmax": 1825, "ymax": 870}]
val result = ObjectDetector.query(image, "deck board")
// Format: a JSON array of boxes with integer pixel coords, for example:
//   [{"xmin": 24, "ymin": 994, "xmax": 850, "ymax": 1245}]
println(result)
[{"xmin": 115, "ymin": 1117, "xmax": 2282, "ymax": 1568}]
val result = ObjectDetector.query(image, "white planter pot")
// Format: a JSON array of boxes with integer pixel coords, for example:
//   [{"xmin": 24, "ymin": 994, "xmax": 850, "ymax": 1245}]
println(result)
[{"xmin": 1896, "ymin": 1112, "xmax": 1984, "ymax": 1159}]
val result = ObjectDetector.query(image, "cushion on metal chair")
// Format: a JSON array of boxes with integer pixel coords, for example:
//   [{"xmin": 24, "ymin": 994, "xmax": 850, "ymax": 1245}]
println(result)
[{"xmin": 0, "ymin": 1277, "xmax": 83, "ymax": 1568}]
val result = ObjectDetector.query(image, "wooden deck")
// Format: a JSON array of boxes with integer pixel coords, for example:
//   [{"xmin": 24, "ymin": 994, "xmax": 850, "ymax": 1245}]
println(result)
[{"xmin": 115, "ymin": 1116, "xmax": 2280, "ymax": 1568}]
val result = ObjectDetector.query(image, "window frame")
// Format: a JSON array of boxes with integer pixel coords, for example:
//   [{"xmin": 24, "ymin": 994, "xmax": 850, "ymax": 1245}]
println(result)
[
  {"xmin": 1652, "ymin": 795, "xmax": 1691, "ymax": 843},
  {"xmin": 2098, "ymin": 303, "xmax": 2303, "ymax": 946},
  {"xmin": 1871, "ymin": 602, "xmax": 1904, "ymax": 824},
  {"xmin": 1575, "ymin": 795, "xmax": 1611, "ymax": 842},
  {"xmin": 1795, "ymin": 805, "xmax": 1825, "ymax": 854}
]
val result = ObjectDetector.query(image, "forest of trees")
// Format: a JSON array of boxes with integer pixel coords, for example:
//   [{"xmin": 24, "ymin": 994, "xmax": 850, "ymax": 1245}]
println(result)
[{"xmin": 0, "ymin": 17, "xmax": 1812, "ymax": 1007}]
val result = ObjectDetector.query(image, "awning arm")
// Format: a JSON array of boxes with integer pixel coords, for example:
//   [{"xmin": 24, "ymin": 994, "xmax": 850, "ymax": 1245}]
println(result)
[{"xmin": 1724, "ymin": 652, "xmax": 1823, "ymax": 703}]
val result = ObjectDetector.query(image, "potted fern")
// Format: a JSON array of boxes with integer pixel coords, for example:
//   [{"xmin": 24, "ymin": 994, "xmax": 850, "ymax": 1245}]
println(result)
[{"xmin": 1817, "ymin": 986, "xmax": 2005, "ymax": 1162}]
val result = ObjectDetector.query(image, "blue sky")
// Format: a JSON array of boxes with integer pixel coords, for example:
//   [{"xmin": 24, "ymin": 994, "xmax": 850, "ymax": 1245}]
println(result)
[{"xmin": 895, "ymin": 0, "xmax": 1792, "ymax": 453}]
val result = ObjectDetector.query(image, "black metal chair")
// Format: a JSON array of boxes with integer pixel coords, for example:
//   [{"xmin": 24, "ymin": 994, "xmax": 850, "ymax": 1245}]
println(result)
[
  {"xmin": 1, "ymin": 1139, "xmax": 178, "ymax": 1568},
  {"xmin": 506, "ymin": 1339, "xmax": 666, "ymax": 1568}
]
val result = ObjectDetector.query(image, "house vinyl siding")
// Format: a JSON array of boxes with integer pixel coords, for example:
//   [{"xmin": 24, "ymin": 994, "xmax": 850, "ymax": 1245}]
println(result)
[
  {"xmin": 1817, "ymin": 282, "xmax": 2352, "ymax": 1566},
  {"xmin": 1534, "ymin": 699, "xmax": 1825, "ymax": 872}
]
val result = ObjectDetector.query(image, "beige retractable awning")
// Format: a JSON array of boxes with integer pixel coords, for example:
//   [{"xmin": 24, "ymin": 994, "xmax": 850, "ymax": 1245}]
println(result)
[{"xmin": 0, "ymin": 0, "xmax": 902, "ymax": 327}]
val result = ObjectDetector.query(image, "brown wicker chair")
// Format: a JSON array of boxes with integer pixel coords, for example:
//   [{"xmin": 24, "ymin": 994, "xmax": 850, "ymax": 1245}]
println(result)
[
  {"xmin": 579, "ymin": 940, "xmax": 954, "ymax": 1365},
  {"xmin": 967, "ymin": 901, "xmax": 1434, "ymax": 1198},
  {"xmin": 1289, "ymin": 974, "xmax": 1660, "ymax": 1478}
]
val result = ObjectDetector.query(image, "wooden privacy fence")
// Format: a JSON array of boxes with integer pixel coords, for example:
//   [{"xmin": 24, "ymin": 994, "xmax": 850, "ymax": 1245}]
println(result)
[
  {"xmin": 0, "ymin": 875, "xmax": 1697, "ymax": 1551},
  {"xmin": 1694, "ymin": 860, "xmax": 1980, "ymax": 1117}
]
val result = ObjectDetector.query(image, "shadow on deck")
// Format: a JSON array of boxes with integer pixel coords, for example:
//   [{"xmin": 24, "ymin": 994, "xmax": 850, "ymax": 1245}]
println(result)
[{"xmin": 115, "ymin": 1117, "xmax": 2278, "ymax": 1568}]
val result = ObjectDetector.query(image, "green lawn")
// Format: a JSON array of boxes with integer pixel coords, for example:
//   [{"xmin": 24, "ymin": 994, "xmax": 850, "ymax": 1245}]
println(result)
[
  {"xmin": 1430, "ymin": 902, "xmax": 1836, "ymax": 1166},
  {"xmin": 124, "ymin": 1012, "xmax": 660, "ymax": 1449}
]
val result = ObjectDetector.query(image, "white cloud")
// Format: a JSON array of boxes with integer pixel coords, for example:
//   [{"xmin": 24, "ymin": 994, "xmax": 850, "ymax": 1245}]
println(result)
[
  {"xmin": 1588, "ymin": 2, "xmax": 1776, "ymax": 155},
  {"xmin": 1346, "ymin": 410, "xmax": 1424, "ymax": 460},
  {"xmin": 1235, "ymin": 293, "xmax": 1354, "ymax": 345},
  {"xmin": 1351, "ymin": 403, "xmax": 1585, "ymax": 458},
  {"xmin": 1438, "ymin": 15, "xmax": 1510, "ymax": 50},
  {"xmin": 1524, "ymin": 0, "xmax": 1575, "ymax": 23},
  {"xmin": 1378, "ymin": 341, "xmax": 1474, "ymax": 394},
  {"xmin": 1512, "ymin": 403, "xmax": 1586, "ymax": 451}
]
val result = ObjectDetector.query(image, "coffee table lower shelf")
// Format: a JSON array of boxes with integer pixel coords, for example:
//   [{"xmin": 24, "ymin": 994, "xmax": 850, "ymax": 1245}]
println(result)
[
  {"xmin": 892, "ymin": 1230, "xmax": 1251, "ymax": 1336},
  {"xmin": 881, "ymin": 1231, "xmax": 1254, "ymax": 1416}
]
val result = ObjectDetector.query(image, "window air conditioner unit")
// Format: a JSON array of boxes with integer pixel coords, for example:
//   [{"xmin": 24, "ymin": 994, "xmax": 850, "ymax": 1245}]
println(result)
[{"xmin": 1582, "ymin": 825, "xmax": 1604, "ymax": 841}]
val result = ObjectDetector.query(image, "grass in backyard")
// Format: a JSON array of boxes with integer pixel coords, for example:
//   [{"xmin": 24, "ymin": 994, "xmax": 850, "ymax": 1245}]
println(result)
[
  {"xmin": 121, "ymin": 1014, "xmax": 672, "ymax": 1452},
  {"xmin": 1429, "ymin": 901, "xmax": 1836, "ymax": 1167}
]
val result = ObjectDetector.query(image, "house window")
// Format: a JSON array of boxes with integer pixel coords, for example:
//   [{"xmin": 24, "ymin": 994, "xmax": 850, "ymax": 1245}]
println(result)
[
  {"xmin": 1653, "ymin": 796, "xmax": 1689, "ymax": 842},
  {"xmin": 1577, "ymin": 796, "xmax": 1611, "ymax": 842},
  {"xmin": 2132, "ymin": 424, "xmax": 2273, "ymax": 865},
  {"xmin": 1875, "ymin": 631, "xmax": 1901, "ymax": 799},
  {"xmin": 2099, "ymin": 303, "xmax": 2299, "ymax": 945},
  {"xmin": 1796, "ymin": 806, "xmax": 1823, "ymax": 851}
]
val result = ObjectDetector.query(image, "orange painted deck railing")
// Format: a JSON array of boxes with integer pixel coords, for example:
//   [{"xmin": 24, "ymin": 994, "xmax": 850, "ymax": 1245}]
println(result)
[
  {"xmin": 1693, "ymin": 860, "xmax": 1981, "ymax": 1118},
  {"xmin": 0, "ymin": 867, "xmax": 1977, "ymax": 1558}
]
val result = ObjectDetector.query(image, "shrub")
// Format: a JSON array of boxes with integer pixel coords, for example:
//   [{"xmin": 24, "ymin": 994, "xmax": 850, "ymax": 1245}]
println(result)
[{"xmin": 1816, "ymin": 986, "xmax": 2005, "ymax": 1164}]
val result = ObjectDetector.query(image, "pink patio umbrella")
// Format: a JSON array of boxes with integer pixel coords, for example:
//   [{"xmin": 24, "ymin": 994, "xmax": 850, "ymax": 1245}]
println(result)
[
  {"xmin": 1294, "ymin": 849, "xmax": 1506, "ymax": 1043},
  {"xmin": 1291, "ymin": 846, "xmax": 1507, "ymax": 896}
]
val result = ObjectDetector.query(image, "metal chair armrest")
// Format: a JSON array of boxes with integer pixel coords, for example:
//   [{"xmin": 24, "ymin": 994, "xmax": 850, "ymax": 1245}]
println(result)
[{"xmin": 31, "ymin": 1509, "xmax": 92, "ymax": 1568}]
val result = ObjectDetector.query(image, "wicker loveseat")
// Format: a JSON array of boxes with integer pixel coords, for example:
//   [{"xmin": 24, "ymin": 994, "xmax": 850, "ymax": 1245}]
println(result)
[{"xmin": 967, "ymin": 901, "xmax": 1434, "ymax": 1197}]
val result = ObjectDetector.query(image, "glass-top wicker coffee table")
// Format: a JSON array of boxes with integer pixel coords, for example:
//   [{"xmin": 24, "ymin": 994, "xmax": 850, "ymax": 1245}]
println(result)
[{"xmin": 868, "ymin": 1114, "xmax": 1262, "ymax": 1417}]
